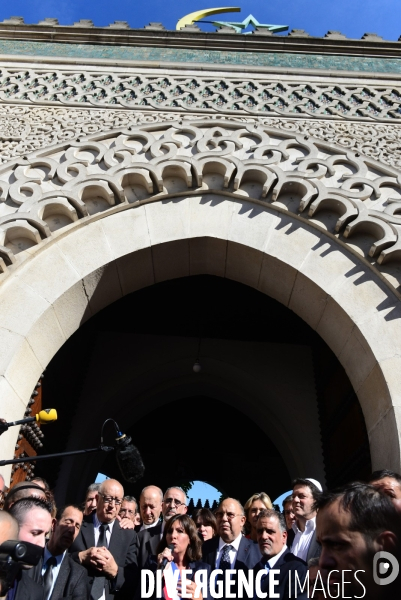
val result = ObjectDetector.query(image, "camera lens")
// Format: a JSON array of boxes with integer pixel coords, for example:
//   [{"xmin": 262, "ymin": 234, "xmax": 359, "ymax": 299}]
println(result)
[{"xmin": 14, "ymin": 543, "xmax": 26, "ymax": 559}]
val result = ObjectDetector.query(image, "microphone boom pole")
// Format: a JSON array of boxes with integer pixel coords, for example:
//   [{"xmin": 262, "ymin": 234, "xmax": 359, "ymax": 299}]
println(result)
[{"xmin": 0, "ymin": 445, "xmax": 115, "ymax": 467}]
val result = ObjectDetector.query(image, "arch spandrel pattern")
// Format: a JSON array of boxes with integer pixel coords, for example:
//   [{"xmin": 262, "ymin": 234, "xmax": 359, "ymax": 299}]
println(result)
[
  {"xmin": 0, "ymin": 119, "xmax": 401, "ymax": 479},
  {"xmin": 1, "ymin": 120, "xmax": 401, "ymax": 287}
]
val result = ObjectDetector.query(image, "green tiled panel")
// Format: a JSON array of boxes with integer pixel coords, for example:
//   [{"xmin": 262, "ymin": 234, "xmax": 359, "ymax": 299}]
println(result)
[{"xmin": 0, "ymin": 39, "xmax": 400, "ymax": 73}]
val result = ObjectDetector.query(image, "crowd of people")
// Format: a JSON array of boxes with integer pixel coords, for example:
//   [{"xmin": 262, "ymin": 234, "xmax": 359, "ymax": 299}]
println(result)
[{"xmin": 0, "ymin": 469, "xmax": 400, "ymax": 599}]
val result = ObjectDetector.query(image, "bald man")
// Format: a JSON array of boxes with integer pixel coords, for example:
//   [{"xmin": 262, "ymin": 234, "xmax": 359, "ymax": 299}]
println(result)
[{"xmin": 69, "ymin": 478, "xmax": 138, "ymax": 600}]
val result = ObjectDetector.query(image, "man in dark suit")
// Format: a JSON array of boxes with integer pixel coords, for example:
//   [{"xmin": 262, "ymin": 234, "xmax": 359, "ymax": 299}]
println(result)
[
  {"xmin": 69, "ymin": 479, "xmax": 138, "ymax": 600},
  {"xmin": 202, "ymin": 498, "xmax": 260, "ymax": 599},
  {"xmin": 255, "ymin": 509, "xmax": 307, "ymax": 599},
  {"xmin": 29, "ymin": 504, "xmax": 88, "ymax": 600}
]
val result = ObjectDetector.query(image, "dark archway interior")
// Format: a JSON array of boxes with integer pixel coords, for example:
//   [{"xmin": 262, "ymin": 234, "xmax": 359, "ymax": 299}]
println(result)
[{"xmin": 39, "ymin": 275, "xmax": 371, "ymax": 504}]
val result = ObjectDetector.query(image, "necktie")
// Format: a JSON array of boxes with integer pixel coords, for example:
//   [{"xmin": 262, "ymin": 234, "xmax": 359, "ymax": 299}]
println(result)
[
  {"xmin": 43, "ymin": 556, "xmax": 57, "ymax": 600},
  {"xmin": 220, "ymin": 544, "xmax": 233, "ymax": 571},
  {"xmin": 97, "ymin": 524, "xmax": 109, "ymax": 548},
  {"xmin": 90, "ymin": 524, "xmax": 110, "ymax": 600}
]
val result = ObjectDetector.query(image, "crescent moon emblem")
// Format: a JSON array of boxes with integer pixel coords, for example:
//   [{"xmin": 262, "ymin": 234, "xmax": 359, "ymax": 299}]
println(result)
[{"xmin": 176, "ymin": 7, "xmax": 240, "ymax": 31}]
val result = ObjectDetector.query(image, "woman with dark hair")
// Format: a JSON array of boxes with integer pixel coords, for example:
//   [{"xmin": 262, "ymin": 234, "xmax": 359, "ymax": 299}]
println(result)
[
  {"xmin": 145, "ymin": 514, "xmax": 211, "ymax": 599},
  {"xmin": 192, "ymin": 508, "xmax": 218, "ymax": 542}
]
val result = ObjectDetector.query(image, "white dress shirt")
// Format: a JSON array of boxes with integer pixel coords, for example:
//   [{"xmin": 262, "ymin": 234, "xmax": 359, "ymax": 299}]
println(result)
[
  {"xmin": 266, "ymin": 544, "xmax": 287, "ymax": 570},
  {"xmin": 139, "ymin": 520, "xmax": 161, "ymax": 532},
  {"xmin": 291, "ymin": 517, "xmax": 316, "ymax": 562},
  {"xmin": 215, "ymin": 534, "xmax": 243, "ymax": 569},
  {"xmin": 41, "ymin": 547, "xmax": 66, "ymax": 599}
]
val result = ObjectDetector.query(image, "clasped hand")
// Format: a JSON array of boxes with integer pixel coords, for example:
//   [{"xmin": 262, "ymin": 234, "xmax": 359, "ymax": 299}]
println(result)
[{"xmin": 79, "ymin": 546, "xmax": 118, "ymax": 578}]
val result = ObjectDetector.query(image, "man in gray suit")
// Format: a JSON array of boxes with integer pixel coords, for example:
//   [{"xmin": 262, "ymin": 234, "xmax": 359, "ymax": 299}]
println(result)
[{"xmin": 29, "ymin": 504, "xmax": 88, "ymax": 600}]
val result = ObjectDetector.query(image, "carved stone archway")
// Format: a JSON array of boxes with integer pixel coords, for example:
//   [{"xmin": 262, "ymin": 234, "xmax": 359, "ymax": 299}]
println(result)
[{"xmin": 0, "ymin": 119, "xmax": 400, "ymax": 482}]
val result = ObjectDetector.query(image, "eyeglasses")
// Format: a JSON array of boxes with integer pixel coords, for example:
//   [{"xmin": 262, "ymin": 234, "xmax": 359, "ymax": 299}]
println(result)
[
  {"xmin": 99, "ymin": 493, "xmax": 122, "ymax": 506},
  {"xmin": 164, "ymin": 498, "xmax": 185, "ymax": 507},
  {"xmin": 215, "ymin": 511, "xmax": 241, "ymax": 520},
  {"xmin": 284, "ymin": 510, "xmax": 294, "ymax": 516}
]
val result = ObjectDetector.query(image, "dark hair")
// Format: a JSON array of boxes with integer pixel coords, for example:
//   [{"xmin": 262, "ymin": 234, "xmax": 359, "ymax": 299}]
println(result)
[
  {"xmin": 31, "ymin": 476, "xmax": 50, "ymax": 491},
  {"xmin": 4, "ymin": 483, "xmax": 47, "ymax": 511},
  {"xmin": 123, "ymin": 495, "xmax": 138, "ymax": 508},
  {"xmin": 55, "ymin": 504, "xmax": 83, "ymax": 521},
  {"xmin": 282, "ymin": 495, "xmax": 293, "ymax": 508},
  {"xmin": 191, "ymin": 508, "xmax": 218, "ymax": 536},
  {"xmin": 369, "ymin": 470, "xmax": 401, "ymax": 484},
  {"xmin": 9, "ymin": 497, "xmax": 52, "ymax": 526},
  {"xmin": 157, "ymin": 514, "xmax": 202, "ymax": 562},
  {"xmin": 257, "ymin": 509, "xmax": 286, "ymax": 533},
  {"xmin": 292, "ymin": 478, "xmax": 321, "ymax": 502},
  {"xmin": 316, "ymin": 482, "xmax": 401, "ymax": 540}
]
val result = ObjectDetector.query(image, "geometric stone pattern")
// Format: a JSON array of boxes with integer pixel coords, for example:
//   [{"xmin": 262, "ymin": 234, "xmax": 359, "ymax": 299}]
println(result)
[
  {"xmin": 1, "ymin": 119, "xmax": 401, "ymax": 288},
  {"xmin": 2, "ymin": 106, "xmax": 401, "ymax": 171},
  {"xmin": 1, "ymin": 68, "xmax": 401, "ymax": 120}
]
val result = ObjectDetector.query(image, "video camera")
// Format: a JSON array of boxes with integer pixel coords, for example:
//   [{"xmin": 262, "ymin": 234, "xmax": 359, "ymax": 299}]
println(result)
[{"xmin": 0, "ymin": 540, "xmax": 42, "ymax": 596}]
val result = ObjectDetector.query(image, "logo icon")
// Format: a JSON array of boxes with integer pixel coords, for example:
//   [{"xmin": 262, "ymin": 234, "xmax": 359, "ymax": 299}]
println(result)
[{"xmin": 373, "ymin": 551, "xmax": 399, "ymax": 586}]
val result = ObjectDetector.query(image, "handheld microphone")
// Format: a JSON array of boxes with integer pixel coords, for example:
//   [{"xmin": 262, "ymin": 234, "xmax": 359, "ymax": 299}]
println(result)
[
  {"xmin": 6, "ymin": 409, "xmax": 57, "ymax": 428},
  {"xmin": 160, "ymin": 544, "xmax": 175, "ymax": 570},
  {"xmin": 115, "ymin": 431, "xmax": 145, "ymax": 483}
]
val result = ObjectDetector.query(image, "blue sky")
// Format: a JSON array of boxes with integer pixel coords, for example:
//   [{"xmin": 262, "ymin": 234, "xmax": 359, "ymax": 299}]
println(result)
[{"xmin": 5, "ymin": 0, "xmax": 401, "ymax": 41}]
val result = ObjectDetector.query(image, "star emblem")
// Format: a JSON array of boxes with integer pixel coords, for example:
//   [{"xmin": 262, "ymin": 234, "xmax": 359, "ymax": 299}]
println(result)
[{"xmin": 212, "ymin": 14, "xmax": 288, "ymax": 34}]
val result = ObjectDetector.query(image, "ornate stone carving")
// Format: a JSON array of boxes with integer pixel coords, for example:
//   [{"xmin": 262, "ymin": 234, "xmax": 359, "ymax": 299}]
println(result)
[
  {"xmin": 0, "ymin": 69, "xmax": 400, "ymax": 120},
  {"xmin": 1, "ymin": 119, "xmax": 401, "ymax": 290},
  {"xmin": 2, "ymin": 107, "xmax": 401, "ymax": 172}
]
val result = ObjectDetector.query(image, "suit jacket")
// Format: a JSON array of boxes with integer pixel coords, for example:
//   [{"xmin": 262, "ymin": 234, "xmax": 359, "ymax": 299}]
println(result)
[
  {"xmin": 255, "ymin": 548, "xmax": 308, "ymax": 599},
  {"xmin": 13, "ymin": 570, "xmax": 44, "ymax": 600},
  {"xmin": 29, "ymin": 553, "xmax": 89, "ymax": 600},
  {"xmin": 69, "ymin": 514, "xmax": 139, "ymax": 600},
  {"xmin": 137, "ymin": 523, "xmax": 162, "ymax": 570},
  {"xmin": 202, "ymin": 535, "xmax": 261, "ymax": 599},
  {"xmin": 306, "ymin": 531, "xmax": 321, "ymax": 563}
]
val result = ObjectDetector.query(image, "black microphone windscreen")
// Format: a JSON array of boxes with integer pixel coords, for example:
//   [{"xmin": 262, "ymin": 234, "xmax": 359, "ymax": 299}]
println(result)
[{"xmin": 115, "ymin": 436, "xmax": 145, "ymax": 483}]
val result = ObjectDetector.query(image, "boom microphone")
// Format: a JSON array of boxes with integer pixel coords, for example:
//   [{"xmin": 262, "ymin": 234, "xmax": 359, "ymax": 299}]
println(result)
[
  {"xmin": 115, "ymin": 430, "xmax": 145, "ymax": 483},
  {"xmin": 160, "ymin": 544, "xmax": 175, "ymax": 570},
  {"xmin": 7, "ymin": 409, "xmax": 58, "ymax": 427}
]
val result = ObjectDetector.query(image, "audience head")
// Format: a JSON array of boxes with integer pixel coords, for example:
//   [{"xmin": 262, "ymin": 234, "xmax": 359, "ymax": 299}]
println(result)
[
  {"xmin": 369, "ymin": 470, "xmax": 401, "ymax": 512},
  {"xmin": 140, "ymin": 485, "xmax": 163, "ymax": 526},
  {"xmin": 282, "ymin": 495, "xmax": 296, "ymax": 530},
  {"xmin": 162, "ymin": 487, "xmax": 187, "ymax": 521},
  {"xmin": 97, "ymin": 479, "xmax": 124, "ymax": 524},
  {"xmin": 84, "ymin": 483, "xmax": 100, "ymax": 516},
  {"xmin": 119, "ymin": 495, "xmax": 138, "ymax": 523},
  {"xmin": 292, "ymin": 478, "xmax": 321, "ymax": 523},
  {"xmin": 0, "ymin": 510, "xmax": 18, "ymax": 544},
  {"xmin": 4, "ymin": 482, "xmax": 47, "ymax": 511},
  {"xmin": 31, "ymin": 476, "xmax": 49, "ymax": 491},
  {"xmin": 256, "ymin": 509, "xmax": 287, "ymax": 559},
  {"xmin": 48, "ymin": 504, "xmax": 83, "ymax": 555},
  {"xmin": 215, "ymin": 498, "xmax": 246, "ymax": 543},
  {"xmin": 0, "ymin": 474, "xmax": 5, "ymax": 492},
  {"xmin": 9, "ymin": 497, "xmax": 52, "ymax": 547},
  {"xmin": 158, "ymin": 514, "xmax": 202, "ymax": 563},
  {"xmin": 192, "ymin": 508, "xmax": 218, "ymax": 541},
  {"xmin": 316, "ymin": 482, "xmax": 400, "ymax": 599},
  {"xmin": 308, "ymin": 557, "xmax": 326, "ymax": 600},
  {"xmin": 244, "ymin": 492, "xmax": 273, "ymax": 540}
]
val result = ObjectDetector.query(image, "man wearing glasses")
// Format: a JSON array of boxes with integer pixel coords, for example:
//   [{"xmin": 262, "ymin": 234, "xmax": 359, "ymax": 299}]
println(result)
[
  {"xmin": 69, "ymin": 478, "xmax": 138, "ymax": 600},
  {"xmin": 202, "ymin": 498, "xmax": 261, "ymax": 599}
]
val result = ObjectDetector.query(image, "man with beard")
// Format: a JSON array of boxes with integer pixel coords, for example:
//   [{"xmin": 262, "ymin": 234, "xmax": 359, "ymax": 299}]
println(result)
[
  {"xmin": 255, "ymin": 509, "xmax": 307, "ymax": 599},
  {"xmin": 316, "ymin": 482, "xmax": 401, "ymax": 600}
]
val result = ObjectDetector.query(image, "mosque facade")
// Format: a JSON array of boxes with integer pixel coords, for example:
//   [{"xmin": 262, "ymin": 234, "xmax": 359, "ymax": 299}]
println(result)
[{"xmin": 0, "ymin": 16, "xmax": 400, "ymax": 500}]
